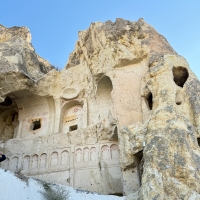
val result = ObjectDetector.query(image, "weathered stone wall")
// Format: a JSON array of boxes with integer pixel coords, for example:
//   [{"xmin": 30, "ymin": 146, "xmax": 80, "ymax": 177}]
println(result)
[{"xmin": 0, "ymin": 18, "xmax": 199, "ymax": 199}]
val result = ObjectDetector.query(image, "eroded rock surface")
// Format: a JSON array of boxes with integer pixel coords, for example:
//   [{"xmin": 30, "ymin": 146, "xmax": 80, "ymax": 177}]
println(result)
[{"xmin": 0, "ymin": 19, "xmax": 199, "ymax": 199}]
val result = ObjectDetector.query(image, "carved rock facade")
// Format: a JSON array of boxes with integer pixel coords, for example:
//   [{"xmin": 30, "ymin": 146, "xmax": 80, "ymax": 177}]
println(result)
[{"xmin": 0, "ymin": 19, "xmax": 199, "ymax": 199}]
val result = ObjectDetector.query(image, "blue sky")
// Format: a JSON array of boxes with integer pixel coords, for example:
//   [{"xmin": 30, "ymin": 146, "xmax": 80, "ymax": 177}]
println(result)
[{"xmin": 1, "ymin": 1, "xmax": 200, "ymax": 78}]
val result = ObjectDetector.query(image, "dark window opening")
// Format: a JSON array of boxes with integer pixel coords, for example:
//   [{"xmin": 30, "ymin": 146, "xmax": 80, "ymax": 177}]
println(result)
[
  {"xmin": 11, "ymin": 112, "xmax": 18, "ymax": 122},
  {"xmin": 109, "ymin": 193, "xmax": 123, "ymax": 197},
  {"xmin": 110, "ymin": 126, "xmax": 118, "ymax": 141},
  {"xmin": 134, "ymin": 151, "xmax": 144, "ymax": 186},
  {"xmin": 69, "ymin": 125, "xmax": 78, "ymax": 131},
  {"xmin": 176, "ymin": 102, "xmax": 182, "ymax": 105},
  {"xmin": 197, "ymin": 138, "xmax": 200, "ymax": 147},
  {"xmin": 31, "ymin": 120, "xmax": 41, "ymax": 131},
  {"xmin": 0, "ymin": 97, "xmax": 12, "ymax": 106},
  {"xmin": 173, "ymin": 66, "xmax": 189, "ymax": 87},
  {"xmin": 146, "ymin": 93, "xmax": 153, "ymax": 110}
]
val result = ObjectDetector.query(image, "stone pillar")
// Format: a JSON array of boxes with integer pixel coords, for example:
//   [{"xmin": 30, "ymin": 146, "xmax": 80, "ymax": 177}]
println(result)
[
  {"xmin": 53, "ymin": 97, "xmax": 61, "ymax": 133},
  {"xmin": 16, "ymin": 120, "xmax": 23, "ymax": 138},
  {"xmin": 69, "ymin": 144, "xmax": 75, "ymax": 187},
  {"xmin": 82, "ymin": 98, "xmax": 88, "ymax": 128}
]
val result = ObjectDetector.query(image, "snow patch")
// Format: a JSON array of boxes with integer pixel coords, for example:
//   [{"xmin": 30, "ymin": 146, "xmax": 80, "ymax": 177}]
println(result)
[{"xmin": 0, "ymin": 169, "xmax": 125, "ymax": 200}]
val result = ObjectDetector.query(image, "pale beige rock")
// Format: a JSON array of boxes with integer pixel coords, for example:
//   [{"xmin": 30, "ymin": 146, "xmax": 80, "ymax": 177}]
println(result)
[{"xmin": 0, "ymin": 19, "xmax": 199, "ymax": 199}]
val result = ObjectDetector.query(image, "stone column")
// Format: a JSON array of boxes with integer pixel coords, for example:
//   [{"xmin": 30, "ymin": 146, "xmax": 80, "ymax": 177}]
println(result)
[
  {"xmin": 69, "ymin": 144, "xmax": 75, "ymax": 187},
  {"xmin": 82, "ymin": 98, "xmax": 88, "ymax": 128},
  {"xmin": 53, "ymin": 97, "xmax": 61, "ymax": 133},
  {"xmin": 16, "ymin": 120, "xmax": 23, "ymax": 138}
]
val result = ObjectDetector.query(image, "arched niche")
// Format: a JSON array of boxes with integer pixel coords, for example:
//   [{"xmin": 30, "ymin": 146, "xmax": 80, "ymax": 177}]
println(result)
[
  {"xmin": 61, "ymin": 150, "xmax": 69, "ymax": 166},
  {"xmin": 110, "ymin": 144, "xmax": 119, "ymax": 159},
  {"xmin": 1, "ymin": 157, "xmax": 9, "ymax": 170},
  {"xmin": 96, "ymin": 76, "xmax": 113, "ymax": 101},
  {"xmin": 0, "ymin": 96, "xmax": 19, "ymax": 142},
  {"xmin": 101, "ymin": 145, "xmax": 110, "ymax": 160},
  {"xmin": 0, "ymin": 90, "xmax": 55, "ymax": 138},
  {"xmin": 51, "ymin": 152, "xmax": 59, "ymax": 166},
  {"xmin": 60, "ymin": 100, "xmax": 87, "ymax": 133},
  {"xmin": 40, "ymin": 153, "xmax": 47, "ymax": 168},
  {"xmin": 10, "ymin": 156, "xmax": 19, "ymax": 172},
  {"xmin": 90, "ymin": 147, "xmax": 96, "ymax": 161},
  {"xmin": 83, "ymin": 147, "xmax": 89, "ymax": 162},
  {"xmin": 32, "ymin": 154, "xmax": 38, "ymax": 169},
  {"xmin": 90, "ymin": 75, "xmax": 114, "ymax": 124},
  {"xmin": 75, "ymin": 148, "xmax": 82, "ymax": 163},
  {"xmin": 23, "ymin": 155, "xmax": 30, "ymax": 170}
]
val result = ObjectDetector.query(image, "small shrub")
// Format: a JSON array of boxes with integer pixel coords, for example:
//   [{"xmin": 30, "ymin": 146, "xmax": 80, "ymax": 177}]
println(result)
[
  {"xmin": 40, "ymin": 182, "xmax": 69, "ymax": 200},
  {"xmin": 14, "ymin": 168, "xmax": 29, "ymax": 185}
]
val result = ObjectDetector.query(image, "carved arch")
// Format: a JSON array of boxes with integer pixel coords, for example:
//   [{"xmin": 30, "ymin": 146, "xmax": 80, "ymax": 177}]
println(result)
[{"xmin": 60, "ymin": 100, "xmax": 87, "ymax": 133}]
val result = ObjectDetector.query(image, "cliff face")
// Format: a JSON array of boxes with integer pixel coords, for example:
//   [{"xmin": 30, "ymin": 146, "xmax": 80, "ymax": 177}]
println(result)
[
  {"xmin": 0, "ymin": 19, "xmax": 199, "ymax": 200},
  {"xmin": 67, "ymin": 18, "xmax": 176, "ymax": 71},
  {"xmin": 122, "ymin": 55, "xmax": 200, "ymax": 199},
  {"xmin": 0, "ymin": 25, "xmax": 53, "ymax": 99}
]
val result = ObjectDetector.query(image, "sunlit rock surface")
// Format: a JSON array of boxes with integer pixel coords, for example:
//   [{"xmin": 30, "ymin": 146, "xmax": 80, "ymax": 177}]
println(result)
[{"xmin": 0, "ymin": 19, "xmax": 199, "ymax": 199}]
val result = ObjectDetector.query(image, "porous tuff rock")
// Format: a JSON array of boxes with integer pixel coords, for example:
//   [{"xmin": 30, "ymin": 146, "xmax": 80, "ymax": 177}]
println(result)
[
  {"xmin": 67, "ymin": 18, "xmax": 176, "ymax": 73},
  {"xmin": 0, "ymin": 19, "xmax": 199, "ymax": 199},
  {"xmin": 0, "ymin": 24, "xmax": 53, "ymax": 90},
  {"xmin": 122, "ymin": 55, "xmax": 200, "ymax": 199}
]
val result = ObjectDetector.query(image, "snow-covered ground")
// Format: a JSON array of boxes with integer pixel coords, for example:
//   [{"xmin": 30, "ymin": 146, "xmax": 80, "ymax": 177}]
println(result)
[{"xmin": 0, "ymin": 169, "xmax": 125, "ymax": 200}]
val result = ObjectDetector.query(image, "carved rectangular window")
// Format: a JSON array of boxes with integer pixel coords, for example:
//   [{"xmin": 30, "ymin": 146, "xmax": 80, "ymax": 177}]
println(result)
[
  {"xmin": 69, "ymin": 124, "xmax": 78, "ymax": 131},
  {"xmin": 30, "ymin": 119, "xmax": 41, "ymax": 131}
]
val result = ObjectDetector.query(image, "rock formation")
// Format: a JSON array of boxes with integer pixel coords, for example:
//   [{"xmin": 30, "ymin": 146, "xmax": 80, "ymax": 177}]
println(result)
[{"xmin": 0, "ymin": 18, "xmax": 199, "ymax": 199}]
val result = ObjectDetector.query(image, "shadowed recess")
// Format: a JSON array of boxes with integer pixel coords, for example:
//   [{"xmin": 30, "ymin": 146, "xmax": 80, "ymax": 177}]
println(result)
[
  {"xmin": 134, "ymin": 150, "xmax": 144, "ymax": 186},
  {"xmin": 0, "ymin": 97, "xmax": 12, "ymax": 106},
  {"xmin": 31, "ymin": 119, "xmax": 41, "ymax": 131},
  {"xmin": 146, "ymin": 93, "xmax": 153, "ymax": 110},
  {"xmin": 173, "ymin": 66, "xmax": 189, "ymax": 87}
]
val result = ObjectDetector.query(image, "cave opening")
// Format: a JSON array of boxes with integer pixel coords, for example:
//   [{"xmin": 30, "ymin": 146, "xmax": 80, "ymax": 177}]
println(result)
[
  {"xmin": 31, "ymin": 119, "xmax": 41, "ymax": 131},
  {"xmin": 0, "ymin": 97, "xmax": 12, "ymax": 106},
  {"xmin": 173, "ymin": 66, "xmax": 189, "ymax": 87},
  {"xmin": 145, "ymin": 93, "xmax": 153, "ymax": 110},
  {"xmin": 134, "ymin": 150, "xmax": 144, "ymax": 186},
  {"xmin": 197, "ymin": 138, "xmax": 200, "ymax": 147}
]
